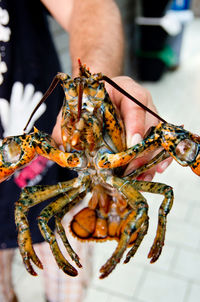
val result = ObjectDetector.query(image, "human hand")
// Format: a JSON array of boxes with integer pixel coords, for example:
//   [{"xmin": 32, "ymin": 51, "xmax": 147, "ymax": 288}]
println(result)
[
  {"xmin": 52, "ymin": 76, "xmax": 172, "ymax": 179},
  {"xmin": 105, "ymin": 76, "xmax": 172, "ymax": 180}
]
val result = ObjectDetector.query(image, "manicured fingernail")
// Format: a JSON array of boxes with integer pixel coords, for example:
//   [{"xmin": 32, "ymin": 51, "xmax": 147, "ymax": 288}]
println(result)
[
  {"xmin": 59, "ymin": 145, "xmax": 65, "ymax": 151},
  {"xmin": 144, "ymin": 174, "xmax": 153, "ymax": 182},
  {"xmin": 124, "ymin": 166, "xmax": 134, "ymax": 176},
  {"xmin": 127, "ymin": 133, "xmax": 142, "ymax": 148},
  {"xmin": 159, "ymin": 161, "xmax": 170, "ymax": 172}
]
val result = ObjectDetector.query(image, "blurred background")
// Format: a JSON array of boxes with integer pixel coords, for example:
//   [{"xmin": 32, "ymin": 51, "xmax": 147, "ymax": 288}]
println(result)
[{"xmin": 12, "ymin": 1, "xmax": 200, "ymax": 302}]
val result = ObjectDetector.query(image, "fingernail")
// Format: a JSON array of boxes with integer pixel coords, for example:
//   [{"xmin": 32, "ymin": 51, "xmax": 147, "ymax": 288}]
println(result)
[
  {"xmin": 159, "ymin": 161, "xmax": 170, "ymax": 172},
  {"xmin": 144, "ymin": 174, "xmax": 153, "ymax": 182},
  {"xmin": 59, "ymin": 145, "xmax": 65, "ymax": 151},
  {"xmin": 127, "ymin": 133, "xmax": 142, "ymax": 148},
  {"xmin": 124, "ymin": 166, "xmax": 134, "ymax": 176}
]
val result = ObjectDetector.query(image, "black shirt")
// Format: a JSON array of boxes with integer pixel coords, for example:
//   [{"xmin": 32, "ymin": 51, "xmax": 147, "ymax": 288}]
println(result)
[{"xmin": 0, "ymin": 0, "xmax": 74, "ymax": 248}]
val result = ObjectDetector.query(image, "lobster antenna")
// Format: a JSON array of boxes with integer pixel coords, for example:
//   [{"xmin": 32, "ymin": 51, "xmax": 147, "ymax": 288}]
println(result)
[
  {"xmin": 102, "ymin": 75, "xmax": 167, "ymax": 123},
  {"xmin": 23, "ymin": 75, "xmax": 61, "ymax": 132},
  {"xmin": 77, "ymin": 82, "xmax": 84, "ymax": 121}
]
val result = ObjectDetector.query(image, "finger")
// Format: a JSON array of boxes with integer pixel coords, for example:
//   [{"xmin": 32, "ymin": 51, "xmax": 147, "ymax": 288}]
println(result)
[
  {"xmin": 119, "ymin": 94, "xmax": 146, "ymax": 147},
  {"xmin": 137, "ymin": 170, "xmax": 156, "ymax": 182},
  {"xmin": 106, "ymin": 77, "xmax": 146, "ymax": 135},
  {"xmin": 124, "ymin": 150, "xmax": 156, "ymax": 176},
  {"xmin": 25, "ymin": 104, "xmax": 47, "ymax": 134},
  {"xmin": 31, "ymin": 91, "xmax": 44, "ymax": 107},
  {"xmin": 30, "ymin": 103, "xmax": 46, "ymax": 121},
  {"xmin": 29, "ymin": 92, "xmax": 46, "ymax": 123},
  {"xmin": 124, "ymin": 153, "xmax": 147, "ymax": 176},
  {"xmin": 156, "ymin": 157, "xmax": 173, "ymax": 173},
  {"xmin": 10, "ymin": 82, "xmax": 23, "ymax": 107},
  {"xmin": 138, "ymin": 157, "xmax": 173, "ymax": 180},
  {"xmin": 52, "ymin": 110, "xmax": 62, "ymax": 145},
  {"xmin": 23, "ymin": 84, "xmax": 35, "ymax": 105},
  {"xmin": 144, "ymin": 104, "xmax": 160, "ymax": 131},
  {"xmin": 0, "ymin": 98, "xmax": 9, "ymax": 129},
  {"xmin": 105, "ymin": 77, "xmax": 158, "ymax": 147}
]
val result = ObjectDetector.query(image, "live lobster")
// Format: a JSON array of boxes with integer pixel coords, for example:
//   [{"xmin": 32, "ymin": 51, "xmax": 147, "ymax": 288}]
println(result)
[{"xmin": 0, "ymin": 61, "xmax": 199, "ymax": 279}]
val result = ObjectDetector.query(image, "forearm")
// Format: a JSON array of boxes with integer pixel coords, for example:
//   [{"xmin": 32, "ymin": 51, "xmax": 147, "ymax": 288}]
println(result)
[
  {"xmin": 41, "ymin": 0, "xmax": 124, "ymax": 77},
  {"xmin": 68, "ymin": 0, "xmax": 124, "ymax": 77}
]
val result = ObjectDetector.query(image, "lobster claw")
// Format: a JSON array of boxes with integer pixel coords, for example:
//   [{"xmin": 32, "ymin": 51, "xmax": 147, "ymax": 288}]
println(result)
[
  {"xmin": 191, "ymin": 154, "xmax": 200, "ymax": 176},
  {"xmin": 190, "ymin": 134, "xmax": 200, "ymax": 176},
  {"xmin": 166, "ymin": 130, "xmax": 200, "ymax": 176},
  {"xmin": 0, "ymin": 137, "xmax": 22, "ymax": 182},
  {"xmin": 0, "ymin": 134, "xmax": 36, "ymax": 182}
]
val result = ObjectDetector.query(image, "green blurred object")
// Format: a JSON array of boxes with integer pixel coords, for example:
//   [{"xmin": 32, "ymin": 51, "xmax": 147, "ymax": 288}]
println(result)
[{"xmin": 137, "ymin": 45, "xmax": 178, "ymax": 68}]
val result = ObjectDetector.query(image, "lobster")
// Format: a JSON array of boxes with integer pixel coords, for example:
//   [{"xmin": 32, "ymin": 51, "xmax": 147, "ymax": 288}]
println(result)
[{"xmin": 0, "ymin": 61, "xmax": 200, "ymax": 279}]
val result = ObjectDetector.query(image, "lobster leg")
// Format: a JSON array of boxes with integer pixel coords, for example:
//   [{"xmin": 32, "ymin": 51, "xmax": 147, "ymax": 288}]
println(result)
[
  {"xmin": 97, "ymin": 135, "xmax": 160, "ymax": 169},
  {"xmin": 55, "ymin": 200, "xmax": 85, "ymax": 269},
  {"xmin": 38, "ymin": 187, "xmax": 87, "ymax": 276},
  {"xmin": 99, "ymin": 176, "xmax": 148, "ymax": 279},
  {"xmin": 124, "ymin": 219, "xmax": 149, "ymax": 264},
  {"xmin": 0, "ymin": 129, "xmax": 84, "ymax": 182},
  {"xmin": 15, "ymin": 176, "xmax": 88, "ymax": 276},
  {"xmin": 131, "ymin": 180, "xmax": 174, "ymax": 263},
  {"xmin": 33, "ymin": 128, "xmax": 85, "ymax": 168}
]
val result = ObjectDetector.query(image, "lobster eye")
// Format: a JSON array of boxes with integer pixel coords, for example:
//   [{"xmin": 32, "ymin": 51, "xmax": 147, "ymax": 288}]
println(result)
[
  {"xmin": 2, "ymin": 140, "xmax": 21, "ymax": 163},
  {"xmin": 175, "ymin": 139, "xmax": 197, "ymax": 163}
]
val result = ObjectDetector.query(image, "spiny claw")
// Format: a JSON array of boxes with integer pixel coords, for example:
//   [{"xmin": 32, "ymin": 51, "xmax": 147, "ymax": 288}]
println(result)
[
  {"xmin": 60, "ymin": 261, "xmax": 78, "ymax": 277},
  {"xmin": 17, "ymin": 228, "xmax": 43, "ymax": 275},
  {"xmin": 99, "ymin": 233, "xmax": 130, "ymax": 278},
  {"xmin": 55, "ymin": 219, "xmax": 82, "ymax": 268},
  {"xmin": 148, "ymin": 240, "xmax": 163, "ymax": 263},
  {"xmin": 23, "ymin": 257, "xmax": 38, "ymax": 276},
  {"xmin": 22, "ymin": 253, "xmax": 43, "ymax": 276},
  {"xmin": 30, "ymin": 251, "xmax": 43, "ymax": 269},
  {"xmin": 23, "ymin": 258, "xmax": 37, "ymax": 276},
  {"xmin": 124, "ymin": 249, "xmax": 136, "ymax": 264},
  {"xmin": 99, "ymin": 256, "xmax": 121, "ymax": 279},
  {"xmin": 49, "ymin": 241, "xmax": 79, "ymax": 276}
]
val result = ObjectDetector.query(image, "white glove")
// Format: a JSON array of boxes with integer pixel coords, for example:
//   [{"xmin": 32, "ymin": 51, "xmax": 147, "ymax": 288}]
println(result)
[{"xmin": 0, "ymin": 81, "xmax": 46, "ymax": 136}]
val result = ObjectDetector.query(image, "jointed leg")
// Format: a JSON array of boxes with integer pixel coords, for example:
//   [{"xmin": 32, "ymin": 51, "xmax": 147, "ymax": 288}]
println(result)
[
  {"xmin": 55, "ymin": 199, "xmax": 86, "ymax": 268},
  {"xmin": 35, "ymin": 229, "xmax": 93, "ymax": 302},
  {"xmin": 96, "ymin": 135, "xmax": 160, "ymax": 169},
  {"xmin": 131, "ymin": 180, "xmax": 174, "ymax": 263},
  {"xmin": 99, "ymin": 176, "xmax": 148, "ymax": 278},
  {"xmin": 38, "ymin": 188, "xmax": 87, "ymax": 276},
  {"xmin": 15, "ymin": 177, "xmax": 87, "ymax": 276},
  {"xmin": 0, "ymin": 130, "xmax": 84, "ymax": 182},
  {"xmin": 124, "ymin": 219, "xmax": 149, "ymax": 264}
]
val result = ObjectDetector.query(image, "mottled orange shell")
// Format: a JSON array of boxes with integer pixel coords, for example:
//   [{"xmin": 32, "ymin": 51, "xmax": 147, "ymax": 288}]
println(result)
[{"xmin": 70, "ymin": 207, "xmax": 138, "ymax": 245}]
